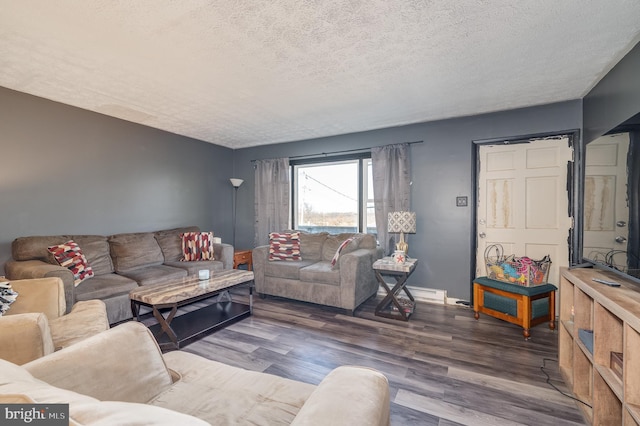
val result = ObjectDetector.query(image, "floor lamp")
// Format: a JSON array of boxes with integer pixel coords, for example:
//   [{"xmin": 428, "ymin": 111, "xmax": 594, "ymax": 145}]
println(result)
[{"xmin": 230, "ymin": 178, "xmax": 244, "ymax": 248}]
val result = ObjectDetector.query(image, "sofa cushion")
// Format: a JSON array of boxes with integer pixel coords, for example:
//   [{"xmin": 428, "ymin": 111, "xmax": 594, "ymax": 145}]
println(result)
[
  {"xmin": 265, "ymin": 260, "xmax": 316, "ymax": 280},
  {"xmin": 322, "ymin": 234, "xmax": 357, "ymax": 262},
  {"xmin": 154, "ymin": 226, "xmax": 200, "ymax": 262},
  {"xmin": 25, "ymin": 322, "xmax": 174, "ymax": 405},
  {"xmin": 357, "ymin": 233, "xmax": 378, "ymax": 249},
  {"xmin": 0, "ymin": 359, "xmax": 98, "ymax": 405},
  {"xmin": 49, "ymin": 300, "xmax": 109, "ymax": 351},
  {"xmin": 47, "ymin": 241, "xmax": 95, "ymax": 286},
  {"xmin": 119, "ymin": 265, "xmax": 187, "ymax": 286},
  {"xmin": 181, "ymin": 231, "xmax": 215, "ymax": 261},
  {"xmin": 269, "ymin": 232, "xmax": 301, "ymax": 261},
  {"xmin": 299, "ymin": 262, "xmax": 341, "ymax": 286},
  {"xmin": 299, "ymin": 231, "xmax": 328, "ymax": 261},
  {"xmin": 7, "ymin": 278, "xmax": 66, "ymax": 318},
  {"xmin": 70, "ymin": 235, "xmax": 114, "ymax": 275},
  {"xmin": 159, "ymin": 351, "xmax": 316, "ymax": 425},
  {"xmin": 69, "ymin": 401, "xmax": 209, "ymax": 426},
  {"xmin": 73, "ymin": 274, "xmax": 138, "ymax": 302},
  {"xmin": 108, "ymin": 233, "xmax": 164, "ymax": 273},
  {"xmin": 0, "ymin": 312, "xmax": 55, "ymax": 364},
  {"xmin": 164, "ymin": 260, "xmax": 224, "ymax": 275}
]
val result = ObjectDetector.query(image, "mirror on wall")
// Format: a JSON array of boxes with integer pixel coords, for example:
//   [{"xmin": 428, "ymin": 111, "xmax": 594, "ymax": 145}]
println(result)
[{"xmin": 582, "ymin": 112, "xmax": 640, "ymax": 282}]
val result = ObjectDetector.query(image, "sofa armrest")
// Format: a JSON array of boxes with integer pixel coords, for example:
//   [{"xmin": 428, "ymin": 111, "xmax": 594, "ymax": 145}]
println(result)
[
  {"xmin": 5, "ymin": 260, "xmax": 75, "ymax": 314},
  {"xmin": 252, "ymin": 245, "xmax": 269, "ymax": 293},
  {"xmin": 6, "ymin": 277, "xmax": 66, "ymax": 319},
  {"xmin": 0, "ymin": 313, "xmax": 55, "ymax": 365},
  {"xmin": 24, "ymin": 322, "xmax": 174, "ymax": 404},
  {"xmin": 48, "ymin": 300, "xmax": 109, "ymax": 350},
  {"xmin": 338, "ymin": 248, "xmax": 380, "ymax": 310},
  {"xmin": 213, "ymin": 243, "xmax": 234, "ymax": 269},
  {"xmin": 291, "ymin": 366, "xmax": 390, "ymax": 426}
]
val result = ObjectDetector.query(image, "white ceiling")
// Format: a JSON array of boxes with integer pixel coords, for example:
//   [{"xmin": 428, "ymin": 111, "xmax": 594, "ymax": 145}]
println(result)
[{"xmin": 1, "ymin": 1, "xmax": 640, "ymax": 149}]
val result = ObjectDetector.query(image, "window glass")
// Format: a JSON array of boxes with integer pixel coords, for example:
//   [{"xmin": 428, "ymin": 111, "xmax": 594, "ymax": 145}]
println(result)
[
  {"xmin": 294, "ymin": 161, "xmax": 359, "ymax": 233},
  {"xmin": 292, "ymin": 156, "xmax": 376, "ymax": 238},
  {"xmin": 364, "ymin": 158, "xmax": 376, "ymax": 234}
]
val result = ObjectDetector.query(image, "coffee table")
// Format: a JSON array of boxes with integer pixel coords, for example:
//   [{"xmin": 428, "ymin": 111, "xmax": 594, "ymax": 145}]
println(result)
[{"xmin": 130, "ymin": 269, "xmax": 254, "ymax": 350}]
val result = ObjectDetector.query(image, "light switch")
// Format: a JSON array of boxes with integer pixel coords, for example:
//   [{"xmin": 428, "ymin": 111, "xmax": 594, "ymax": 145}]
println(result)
[{"xmin": 456, "ymin": 196, "xmax": 468, "ymax": 207}]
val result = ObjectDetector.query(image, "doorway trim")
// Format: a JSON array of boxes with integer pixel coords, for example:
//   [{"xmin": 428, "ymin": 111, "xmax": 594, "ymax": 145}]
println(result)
[{"xmin": 470, "ymin": 129, "xmax": 582, "ymax": 303}]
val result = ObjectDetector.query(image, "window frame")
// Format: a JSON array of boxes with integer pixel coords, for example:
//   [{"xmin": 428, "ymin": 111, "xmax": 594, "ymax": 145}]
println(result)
[{"xmin": 290, "ymin": 153, "xmax": 373, "ymax": 233}]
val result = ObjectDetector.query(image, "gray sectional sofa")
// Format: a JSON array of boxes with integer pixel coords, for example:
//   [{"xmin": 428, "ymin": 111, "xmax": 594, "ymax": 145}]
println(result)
[
  {"xmin": 253, "ymin": 232, "xmax": 383, "ymax": 314},
  {"xmin": 4, "ymin": 227, "xmax": 233, "ymax": 324}
]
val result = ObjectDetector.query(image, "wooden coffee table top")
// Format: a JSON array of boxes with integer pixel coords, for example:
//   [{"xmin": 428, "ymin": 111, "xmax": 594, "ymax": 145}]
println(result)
[{"xmin": 130, "ymin": 269, "xmax": 254, "ymax": 305}]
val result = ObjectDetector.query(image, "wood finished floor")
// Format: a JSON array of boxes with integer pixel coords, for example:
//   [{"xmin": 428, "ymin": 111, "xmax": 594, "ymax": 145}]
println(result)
[{"xmin": 144, "ymin": 292, "xmax": 586, "ymax": 426}]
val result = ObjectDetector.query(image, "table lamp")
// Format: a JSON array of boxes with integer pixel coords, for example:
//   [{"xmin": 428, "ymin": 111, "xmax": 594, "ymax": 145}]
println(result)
[{"xmin": 388, "ymin": 211, "xmax": 416, "ymax": 255}]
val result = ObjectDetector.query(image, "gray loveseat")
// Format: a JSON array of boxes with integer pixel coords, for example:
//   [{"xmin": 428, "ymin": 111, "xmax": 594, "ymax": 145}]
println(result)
[
  {"xmin": 253, "ymin": 232, "xmax": 382, "ymax": 314},
  {"xmin": 5, "ymin": 227, "xmax": 233, "ymax": 324}
]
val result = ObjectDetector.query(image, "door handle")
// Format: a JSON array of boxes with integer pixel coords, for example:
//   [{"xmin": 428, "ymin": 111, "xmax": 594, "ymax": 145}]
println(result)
[
  {"xmin": 615, "ymin": 236, "xmax": 627, "ymax": 244},
  {"xmin": 479, "ymin": 232, "xmax": 486, "ymax": 239},
  {"xmin": 616, "ymin": 221, "xmax": 627, "ymax": 228}
]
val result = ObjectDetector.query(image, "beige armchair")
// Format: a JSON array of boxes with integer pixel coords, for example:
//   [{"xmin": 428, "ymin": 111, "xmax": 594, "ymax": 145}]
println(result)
[{"xmin": 0, "ymin": 277, "xmax": 109, "ymax": 365}]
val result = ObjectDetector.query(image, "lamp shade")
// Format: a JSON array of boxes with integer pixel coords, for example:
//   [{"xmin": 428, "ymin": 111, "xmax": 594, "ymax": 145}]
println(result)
[
  {"xmin": 229, "ymin": 178, "xmax": 244, "ymax": 188},
  {"xmin": 388, "ymin": 211, "xmax": 416, "ymax": 233}
]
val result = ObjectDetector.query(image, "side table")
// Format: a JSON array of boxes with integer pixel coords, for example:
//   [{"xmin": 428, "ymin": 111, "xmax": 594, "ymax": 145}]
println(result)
[
  {"xmin": 233, "ymin": 249, "xmax": 253, "ymax": 271},
  {"xmin": 373, "ymin": 257, "xmax": 418, "ymax": 321}
]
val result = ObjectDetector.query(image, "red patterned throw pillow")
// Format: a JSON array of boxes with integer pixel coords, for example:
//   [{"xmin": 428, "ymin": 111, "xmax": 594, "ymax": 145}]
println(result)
[
  {"xmin": 47, "ymin": 240, "xmax": 94, "ymax": 286},
  {"xmin": 181, "ymin": 231, "xmax": 215, "ymax": 261},
  {"xmin": 330, "ymin": 237, "xmax": 357, "ymax": 269},
  {"xmin": 269, "ymin": 232, "xmax": 301, "ymax": 261}
]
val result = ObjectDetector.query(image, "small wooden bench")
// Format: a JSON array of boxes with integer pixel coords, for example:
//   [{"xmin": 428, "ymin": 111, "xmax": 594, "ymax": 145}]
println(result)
[{"xmin": 473, "ymin": 276, "xmax": 557, "ymax": 339}]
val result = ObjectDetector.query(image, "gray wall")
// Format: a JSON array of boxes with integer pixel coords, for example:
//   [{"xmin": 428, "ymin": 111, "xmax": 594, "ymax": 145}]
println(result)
[
  {"xmin": 234, "ymin": 100, "xmax": 582, "ymax": 300},
  {"xmin": 584, "ymin": 40, "xmax": 640, "ymax": 143},
  {"xmin": 0, "ymin": 87, "xmax": 234, "ymax": 269}
]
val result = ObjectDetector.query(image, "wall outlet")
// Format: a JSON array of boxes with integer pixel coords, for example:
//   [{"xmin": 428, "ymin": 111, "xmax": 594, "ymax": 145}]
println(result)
[{"xmin": 456, "ymin": 196, "xmax": 468, "ymax": 207}]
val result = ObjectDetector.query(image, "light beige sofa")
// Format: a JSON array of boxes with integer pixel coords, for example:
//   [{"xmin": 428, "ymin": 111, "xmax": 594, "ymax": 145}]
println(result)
[
  {"xmin": 0, "ymin": 277, "xmax": 109, "ymax": 365},
  {"xmin": 5, "ymin": 226, "xmax": 233, "ymax": 324},
  {"xmin": 0, "ymin": 321, "xmax": 391, "ymax": 425},
  {"xmin": 253, "ymin": 232, "xmax": 383, "ymax": 314}
]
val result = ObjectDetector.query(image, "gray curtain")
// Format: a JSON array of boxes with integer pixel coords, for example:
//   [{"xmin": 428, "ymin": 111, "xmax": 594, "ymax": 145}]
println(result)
[
  {"xmin": 372, "ymin": 143, "xmax": 411, "ymax": 255},
  {"xmin": 254, "ymin": 158, "xmax": 290, "ymax": 246}
]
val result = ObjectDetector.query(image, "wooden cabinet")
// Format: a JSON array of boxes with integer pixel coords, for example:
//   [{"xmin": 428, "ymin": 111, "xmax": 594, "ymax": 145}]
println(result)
[
  {"xmin": 233, "ymin": 250, "xmax": 253, "ymax": 271},
  {"xmin": 559, "ymin": 267, "xmax": 640, "ymax": 425}
]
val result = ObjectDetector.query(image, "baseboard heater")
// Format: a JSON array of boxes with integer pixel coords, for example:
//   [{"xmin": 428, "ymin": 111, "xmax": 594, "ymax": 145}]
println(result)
[{"xmin": 377, "ymin": 286, "xmax": 447, "ymax": 305}]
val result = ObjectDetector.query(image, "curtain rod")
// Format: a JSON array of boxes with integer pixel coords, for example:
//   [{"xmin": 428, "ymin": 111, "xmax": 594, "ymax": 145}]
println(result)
[{"xmin": 250, "ymin": 140, "xmax": 423, "ymax": 162}]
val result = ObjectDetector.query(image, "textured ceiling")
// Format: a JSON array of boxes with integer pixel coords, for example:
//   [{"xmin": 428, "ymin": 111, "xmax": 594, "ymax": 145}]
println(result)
[{"xmin": 1, "ymin": 1, "xmax": 640, "ymax": 149}]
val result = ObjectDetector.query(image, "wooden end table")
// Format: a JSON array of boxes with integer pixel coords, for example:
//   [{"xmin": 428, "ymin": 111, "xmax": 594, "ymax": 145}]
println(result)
[
  {"xmin": 233, "ymin": 249, "xmax": 253, "ymax": 270},
  {"xmin": 130, "ymin": 269, "xmax": 254, "ymax": 350},
  {"xmin": 373, "ymin": 257, "xmax": 418, "ymax": 321}
]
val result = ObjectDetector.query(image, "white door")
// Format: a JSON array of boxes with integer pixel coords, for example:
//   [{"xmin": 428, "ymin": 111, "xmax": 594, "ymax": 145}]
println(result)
[
  {"xmin": 476, "ymin": 138, "xmax": 573, "ymax": 287},
  {"xmin": 583, "ymin": 132, "xmax": 630, "ymax": 268}
]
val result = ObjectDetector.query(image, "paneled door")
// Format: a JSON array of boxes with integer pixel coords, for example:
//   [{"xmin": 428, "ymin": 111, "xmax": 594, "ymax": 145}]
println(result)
[
  {"xmin": 476, "ymin": 138, "xmax": 573, "ymax": 288},
  {"xmin": 583, "ymin": 132, "xmax": 630, "ymax": 267}
]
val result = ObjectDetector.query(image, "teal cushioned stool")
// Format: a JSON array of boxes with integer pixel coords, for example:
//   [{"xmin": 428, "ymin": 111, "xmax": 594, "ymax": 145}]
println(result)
[{"xmin": 473, "ymin": 276, "xmax": 557, "ymax": 339}]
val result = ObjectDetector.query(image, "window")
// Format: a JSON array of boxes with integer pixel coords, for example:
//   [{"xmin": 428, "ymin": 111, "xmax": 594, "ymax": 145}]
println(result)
[{"xmin": 292, "ymin": 156, "xmax": 375, "ymax": 236}]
